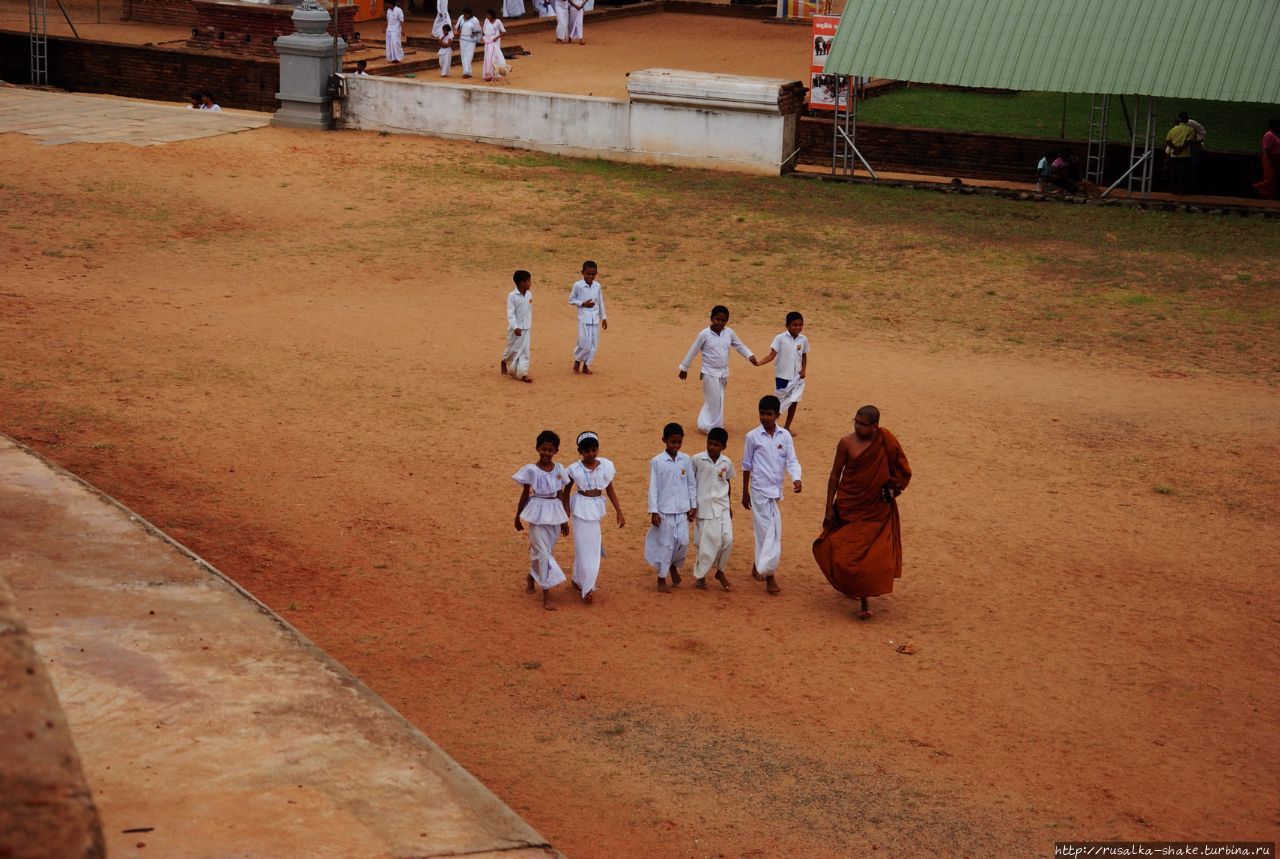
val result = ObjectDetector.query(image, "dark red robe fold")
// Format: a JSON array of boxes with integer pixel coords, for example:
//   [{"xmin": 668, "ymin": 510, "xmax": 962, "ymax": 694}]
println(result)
[{"xmin": 812, "ymin": 428, "xmax": 912, "ymax": 599}]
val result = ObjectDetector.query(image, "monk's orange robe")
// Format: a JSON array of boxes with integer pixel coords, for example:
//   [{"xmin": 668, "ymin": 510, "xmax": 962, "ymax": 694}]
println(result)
[{"xmin": 812, "ymin": 428, "xmax": 912, "ymax": 598}]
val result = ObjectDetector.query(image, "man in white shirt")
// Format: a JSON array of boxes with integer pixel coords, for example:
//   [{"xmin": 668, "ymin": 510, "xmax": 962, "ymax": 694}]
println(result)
[
  {"xmin": 678, "ymin": 305, "xmax": 758, "ymax": 433},
  {"xmin": 568, "ymin": 260, "xmax": 607, "ymax": 374},
  {"xmin": 756, "ymin": 311, "xmax": 810, "ymax": 432},
  {"xmin": 644, "ymin": 422, "xmax": 697, "ymax": 592},
  {"xmin": 691, "ymin": 427, "xmax": 735, "ymax": 591},
  {"xmin": 741, "ymin": 395, "xmax": 801, "ymax": 595},
  {"xmin": 501, "ymin": 269, "xmax": 533, "ymax": 382}
]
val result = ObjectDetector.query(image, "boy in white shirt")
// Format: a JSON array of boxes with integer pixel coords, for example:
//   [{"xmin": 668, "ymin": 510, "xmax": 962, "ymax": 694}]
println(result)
[
  {"xmin": 500, "ymin": 269, "xmax": 533, "ymax": 383},
  {"xmin": 678, "ymin": 305, "xmax": 758, "ymax": 433},
  {"xmin": 644, "ymin": 422, "xmax": 697, "ymax": 593},
  {"xmin": 691, "ymin": 426, "xmax": 734, "ymax": 591},
  {"xmin": 756, "ymin": 311, "xmax": 810, "ymax": 433},
  {"xmin": 741, "ymin": 395, "xmax": 801, "ymax": 595},
  {"xmin": 568, "ymin": 260, "xmax": 607, "ymax": 374}
]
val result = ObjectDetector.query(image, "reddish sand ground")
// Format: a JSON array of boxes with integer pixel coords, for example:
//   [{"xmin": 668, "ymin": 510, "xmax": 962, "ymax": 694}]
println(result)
[{"xmin": 2, "ymin": 122, "xmax": 1278, "ymax": 857}]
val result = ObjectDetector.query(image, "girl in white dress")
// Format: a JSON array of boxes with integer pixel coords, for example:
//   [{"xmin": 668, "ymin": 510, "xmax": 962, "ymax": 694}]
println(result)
[
  {"xmin": 514, "ymin": 430, "xmax": 571, "ymax": 611},
  {"xmin": 385, "ymin": 0, "xmax": 405, "ymax": 63},
  {"xmin": 481, "ymin": 10, "xmax": 506, "ymax": 81},
  {"xmin": 565, "ymin": 432, "xmax": 624, "ymax": 603}
]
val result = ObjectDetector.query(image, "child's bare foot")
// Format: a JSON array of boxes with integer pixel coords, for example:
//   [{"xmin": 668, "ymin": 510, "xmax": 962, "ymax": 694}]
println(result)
[
  {"xmin": 669, "ymin": 566, "xmax": 682, "ymax": 586},
  {"xmin": 583, "ymin": 591, "xmax": 594, "ymax": 604},
  {"xmin": 500, "ymin": 359, "xmax": 508, "ymax": 374},
  {"xmin": 751, "ymin": 565, "xmax": 763, "ymax": 581},
  {"xmin": 657, "ymin": 577, "xmax": 670, "ymax": 593},
  {"xmin": 695, "ymin": 578, "xmax": 707, "ymax": 590},
  {"xmin": 526, "ymin": 574, "xmax": 535, "ymax": 594},
  {"xmin": 765, "ymin": 575, "xmax": 780, "ymax": 595},
  {"xmin": 542, "ymin": 591, "xmax": 557, "ymax": 611},
  {"xmin": 573, "ymin": 361, "xmax": 580, "ymax": 373},
  {"xmin": 582, "ymin": 364, "xmax": 592, "ymax": 375},
  {"xmin": 715, "ymin": 570, "xmax": 732, "ymax": 591},
  {"xmin": 521, "ymin": 375, "xmax": 533, "ymax": 383}
]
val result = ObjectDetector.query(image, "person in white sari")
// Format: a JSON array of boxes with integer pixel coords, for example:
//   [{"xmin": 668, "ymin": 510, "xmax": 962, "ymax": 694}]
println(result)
[
  {"xmin": 502, "ymin": 0, "xmax": 525, "ymax": 19},
  {"xmin": 533, "ymin": 0, "xmax": 554, "ymax": 16},
  {"xmin": 481, "ymin": 10, "xmax": 507, "ymax": 80},
  {"xmin": 432, "ymin": 0, "xmax": 450, "ymax": 38},
  {"xmin": 565, "ymin": 432, "xmax": 624, "ymax": 603},
  {"xmin": 385, "ymin": 0, "xmax": 405, "ymax": 63},
  {"xmin": 567, "ymin": 0, "xmax": 584, "ymax": 43},
  {"xmin": 553, "ymin": 0, "xmax": 569, "ymax": 41},
  {"xmin": 513, "ymin": 430, "xmax": 571, "ymax": 611},
  {"xmin": 455, "ymin": 7, "xmax": 482, "ymax": 77}
]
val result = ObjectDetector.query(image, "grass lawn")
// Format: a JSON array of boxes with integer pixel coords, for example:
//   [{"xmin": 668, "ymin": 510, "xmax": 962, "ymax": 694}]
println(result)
[{"xmin": 856, "ymin": 88, "xmax": 1279, "ymax": 153}]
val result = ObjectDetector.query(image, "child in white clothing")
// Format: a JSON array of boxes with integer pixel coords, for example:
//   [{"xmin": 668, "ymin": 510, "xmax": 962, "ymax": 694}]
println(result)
[
  {"xmin": 691, "ymin": 426, "xmax": 735, "ymax": 591},
  {"xmin": 565, "ymin": 432, "xmax": 624, "ymax": 603},
  {"xmin": 437, "ymin": 25, "xmax": 454, "ymax": 76},
  {"xmin": 741, "ymin": 396, "xmax": 801, "ymax": 595},
  {"xmin": 756, "ymin": 311, "xmax": 810, "ymax": 432},
  {"xmin": 500, "ymin": 269, "xmax": 533, "ymax": 382},
  {"xmin": 644, "ymin": 422, "xmax": 697, "ymax": 592},
  {"xmin": 513, "ymin": 429, "xmax": 571, "ymax": 611}
]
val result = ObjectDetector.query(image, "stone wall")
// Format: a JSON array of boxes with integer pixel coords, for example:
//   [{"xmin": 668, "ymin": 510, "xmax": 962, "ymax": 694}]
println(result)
[{"xmin": 187, "ymin": 0, "xmax": 360, "ymax": 57}]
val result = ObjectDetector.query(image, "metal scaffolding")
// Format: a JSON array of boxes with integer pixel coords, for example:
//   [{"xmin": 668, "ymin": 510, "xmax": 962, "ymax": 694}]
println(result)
[
  {"xmin": 1089, "ymin": 94, "xmax": 1158, "ymax": 199},
  {"xmin": 29, "ymin": 0, "xmax": 47, "ymax": 86},
  {"xmin": 1084, "ymin": 94, "xmax": 1109, "ymax": 186},
  {"xmin": 830, "ymin": 75, "xmax": 877, "ymax": 180}
]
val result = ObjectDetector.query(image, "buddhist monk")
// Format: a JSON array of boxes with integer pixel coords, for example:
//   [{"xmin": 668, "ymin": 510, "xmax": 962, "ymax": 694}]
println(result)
[{"xmin": 813, "ymin": 405, "xmax": 912, "ymax": 620}]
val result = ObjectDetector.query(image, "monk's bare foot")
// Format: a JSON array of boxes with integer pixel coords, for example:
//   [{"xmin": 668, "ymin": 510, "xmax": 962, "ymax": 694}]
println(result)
[
  {"xmin": 500, "ymin": 360, "xmax": 508, "ymax": 375},
  {"xmin": 582, "ymin": 365, "xmax": 592, "ymax": 375},
  {"xmin": 521, "ymin": 376, "xmax": 533, "ymax": 383},
  {"xmin": 715, "ymin": 571, "xmax": 732, "ymax": 591},
  {"xmin": 657, "ymin": 578, "xmax": 670, "ymax": 593},
  {"xmin": 583, "ymin": 591, "xmax": 594, "ymax": 604},
  {"xmin": 526, "ymin": 575, "xmax": 535, "ymax": 594},
  {"xmin": 573, "ymin": 361, "xmax": 580, "ymax": 373},
  {"xmin": 669, "ymin": 567, "xmax": 682, "ymax": 587},
  {"xmin": 766, "ymin": 575, "xmax": 780, "ymax": 595},
  {"xmin": 542, "ymin": 591, "xmax": 557, "ymax": 611},
  {"xmin": 857, "ymin": 610, "xmax": 872, "ymax": 620},
  {"xmin": 695, "ymin": 578, "xmax": 707, "ymax": 590},
  {"xmin": 751, "ymin": 565, "xmax": 763, "ymax": 582}
]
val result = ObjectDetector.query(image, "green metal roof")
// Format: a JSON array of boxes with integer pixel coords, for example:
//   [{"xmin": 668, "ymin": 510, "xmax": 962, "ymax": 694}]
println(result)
[{"xmin": 824, "ymin": 0, "xmax": 1280, "ymax": 103}]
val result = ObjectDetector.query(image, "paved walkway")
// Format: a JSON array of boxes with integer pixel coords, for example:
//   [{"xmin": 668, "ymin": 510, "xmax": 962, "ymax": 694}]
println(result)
[
  {"xmin": 0, "ymin": 436, "xmax": 557, "ymax": 859},
  {"xmin": 0, "ymin": 86, "xmax": 267, "ymax": 146}
]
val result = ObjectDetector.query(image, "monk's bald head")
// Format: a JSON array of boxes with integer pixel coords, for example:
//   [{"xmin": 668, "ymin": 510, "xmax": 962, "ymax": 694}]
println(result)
[{"xmin": 854, "ymin": 405, "xmax": 879, "ymax": 440}]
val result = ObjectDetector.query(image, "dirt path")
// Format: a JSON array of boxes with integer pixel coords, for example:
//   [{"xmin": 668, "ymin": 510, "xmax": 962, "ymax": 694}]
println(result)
[{"xmin": 2, "ymin": 126, "xmax": 1278, "ymax": 856}]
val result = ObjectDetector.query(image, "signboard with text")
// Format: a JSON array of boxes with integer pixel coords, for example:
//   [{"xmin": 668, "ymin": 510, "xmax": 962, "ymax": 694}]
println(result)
[{"xmin": 808, "ymin": 14, "xmax": 850, "ymax": 110}]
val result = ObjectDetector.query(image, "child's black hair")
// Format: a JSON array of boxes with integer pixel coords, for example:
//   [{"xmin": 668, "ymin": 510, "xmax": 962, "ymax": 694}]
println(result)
[
  {"xmin": 442, "ymin": 22, "xmax": 451, "ymax": 30},
  {"xmin": 707, "ymin": 427, "xmax": 728, "ymax": 445},
  {"xmin": 536, "ymin": 429, "xmax": 560, "ymax": 449},
  {"xmin": 710, "ymin": 305, "xmax": 729, "ymax": 319},
  {"xmin": 582, "ymin": 260, "xmax": 598, "ymax": 270},
  {"xmin": 190, "ymin": 90, "xmax": 204, "ymax": 101},
  {"xmin": 662, "ymin": 422, "xmax": 684, "ymax": 440},
  {"xmin": 513, "ymin": 269, "xmax": 531, "ymax": 285},
  {"xmin": 758, "ymin": 395, "xmax": 781, "ymax": 413},
  {"xmin": 785, "ymin": 311, "xmax": 803, "ymax": 325},
  {"xmin": 486, "ymin": 7, "xmax": 497, "ymax": 15},
  {"xmin": 576, "ymin": 432, "xmax": 599, "ymax": 452}
]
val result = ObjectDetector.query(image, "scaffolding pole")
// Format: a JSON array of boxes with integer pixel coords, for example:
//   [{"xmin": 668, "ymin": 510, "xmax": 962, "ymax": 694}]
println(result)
[
  {"xmin": 1100, "ymin": 94, "xmax": 1157, "ymax": 200},
  {"xmin": 830, "ymin": 75, "xmax": 876, "ymax": 180},
  {"xmin": 29, "ymin": 0, "xmax": 47, "ymax": 86},
  {"xmin": 1085, "ymin": 94, "xmax": 1109, "ymax": 186}
]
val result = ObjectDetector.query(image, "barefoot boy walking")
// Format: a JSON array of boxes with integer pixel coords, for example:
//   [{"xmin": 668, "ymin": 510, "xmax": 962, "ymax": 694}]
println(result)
[
  {"xmin": 501, "ymin": 269, "xmax": 534, "ymax": 382},
  {"xmin": 741, "ymin": 395, "xmax": 801, "ymax": 594},
  {"xmin": 678, "ymin": 305, "xmax": 757, "ymax": 433},
  {"xmin": 644, "ymin": 422, "xmax": 696, "ymax": 592},
  {"xmin": 568, "ymin": 260, "xmax": 607, "ymax": 374},
  {"xmin": 691, "ymin": 426, "xmax": 735, "ymax": 591}
]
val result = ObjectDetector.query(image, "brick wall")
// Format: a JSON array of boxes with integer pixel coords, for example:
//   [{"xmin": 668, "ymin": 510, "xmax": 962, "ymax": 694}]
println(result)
[
  {"xmin": 0, "ymin": 32, "xmax": 280, "ymax": 112},
  {"xmin": 186, "ymin": 1, "xmax": 359, "ymax": 57},
  {"xmin": 798, "ymin": 117, "xmax": 1263, "ymax": 196},
  {"xmin": 122, "ymin": 0, "xmax": 196, "ymax": 26}
]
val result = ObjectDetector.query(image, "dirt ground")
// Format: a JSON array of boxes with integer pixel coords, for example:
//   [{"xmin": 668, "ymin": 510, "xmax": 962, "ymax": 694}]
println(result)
[{"xmin": 2, "ymin": 121, "xmax": 1279, "ymax": 857}]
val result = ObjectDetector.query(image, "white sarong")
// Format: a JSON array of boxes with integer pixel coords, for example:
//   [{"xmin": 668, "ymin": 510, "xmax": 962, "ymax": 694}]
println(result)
[
  {"xmin": 571, "ymin": 516, "xmax": 602, "ymax": 596},
  {"xmin": 554, "ymin": 0, "xmax": 569, "ymax": 39},
  {"xmin": 502, "ymin": 328, "xmax": 530, "ymax": 378},
  {"xmin": 527, "ymin": 523, "xmax": 567, "ymax": 590},
  {"xmin": 503, "ymin": 0, "xmax": 525, "ymax": 15},
  {"xmin": 461, "ymin": 37, "xmax": 477, "ymax": 75},
  {"xmin": 644, "ymin": 513, "xmax": 689, "ymax": 574},
  {"xmin": 693, "ymin": 512, "xmax": 732, "ymax": 579},
  {"xmin": 567, "ymin": 2, "xmax": 583, "ymax": 39},
  {"xmin": 749, "ymin": 490, "xmax": 782, "ymax": 574},
  {"xmin": 697, "ymin": 374, "xmax": 726, "ymax": 433},
  {"xmin": 385, "ymin": 18, "xmax": 404, "ymax": 62},
  {"xmin": 573, "ymin": 321, "xmax": 599, "ymax": 365},
  {"xmin": 432, "ymin": 0, "xmax": 449, "ymax": 36},
  {"xmin": 778, "ymin": 376, "xmax": 805, "ymax": 410}
]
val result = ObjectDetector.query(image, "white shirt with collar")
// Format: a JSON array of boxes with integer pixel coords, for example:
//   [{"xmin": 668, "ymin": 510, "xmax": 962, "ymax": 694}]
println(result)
[
  {"xmin": 769, "ymin": 331, "xmax": 809, "ymax": 381},
  {"xmin": 679, "ymin": 326, "xmax": 753, "ymax": 379},
  {"xmin": 507, "ymin": 288, "xmax": 532, "ymax": 330},
  {"xmin": 568, "ymin": 279, "xmax": 605, "ymax": 325},
  {"xmin": 647, "ymin": 451, "xmax": 696, "ymax": 515},
  {"xmin": 742, "ymin": 425, "xmax": 801, "ymax": 499},
  {"xmin": 691, "ymin": 451, "xmax": 734, "ymax": 519}
]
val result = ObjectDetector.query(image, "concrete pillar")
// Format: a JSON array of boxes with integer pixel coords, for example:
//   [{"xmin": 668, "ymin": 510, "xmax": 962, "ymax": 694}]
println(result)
[{"xmin": 272, "ymin": 0, "xmax": 345, "ymax": 130}]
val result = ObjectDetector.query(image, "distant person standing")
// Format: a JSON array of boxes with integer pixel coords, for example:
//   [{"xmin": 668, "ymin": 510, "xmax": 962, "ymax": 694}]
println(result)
[
  {"xmin": 554, "ymin": 0, "xmax": 569, "ymax": 42},
  {"xmin": 200, "ymin": 93, "xmax": 221, "ymax": 111},
  {"xmin": 455, "ymin": 7, "xmax": 483, "ymax": 77},
  {"xmin": 1164, "ymin": 114, "xmax": 1195, "ymax": 194},
  {"xmin": 437, "ymin": 25, "xmax": 453, "ymax": 76},
  {"xmin": 1253, "ymin": 119, "xmax": 1280, "ymax": 200},
  {"xmin": 432, "ymin": 0, "xmax": 450, "ymax": 38},
  {"xmin": 1183, "ymin": 112, "xmax": 1206, "ymax": 190},
  {"xmin": 501, "ymin": 269, "xmax": 533, "ymax": 382},
  {"xmin": 502, "ymin": 0, "xmax": 525, "ymax": 18},
  {"xmin": 385, "ymin": 0, "xmax": 405, "ymax": 63},
  {"xmin": 568, "ymin": 261, "xmax": 607, "ymax": 374},
  {"xmin": 567, "ymin": 0, "xmax": 585, "ymax": 43}
]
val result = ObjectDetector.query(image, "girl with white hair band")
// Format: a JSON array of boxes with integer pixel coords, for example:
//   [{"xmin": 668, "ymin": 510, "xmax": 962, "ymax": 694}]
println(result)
[
  {"xmin": 514, "ymin": 430, "xmax": 571, "ymax": 611},
  {"xmin": 565, "ymin": 431, "xmax": 624, "ymax": 603}
]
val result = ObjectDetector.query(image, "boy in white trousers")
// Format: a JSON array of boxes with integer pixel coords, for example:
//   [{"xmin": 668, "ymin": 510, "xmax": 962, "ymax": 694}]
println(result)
[
  {"xmin": 755, "ymin": 310, "xmax": 810, "ymax": 432},
  {"xmin": 501, "ymin": 269, "xmax": 533, "ymax": 382},
  {"xmin": 568, "ymin": 260, "xmax": 607, "ymax": 374},
  {"xmin": 691, "ymin": 426, "xmax": 734, "ymax": 591},
  {"xmin": 645, "ymin": 422, "xmax": 697, "ymax": 593},
  {"xmin": 741, "ymin": 395, "xmax": 801, "ymax": 595},
  {"xmin": 678, "ymin": 305, "xmax": 757, "ymax": 433}
]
